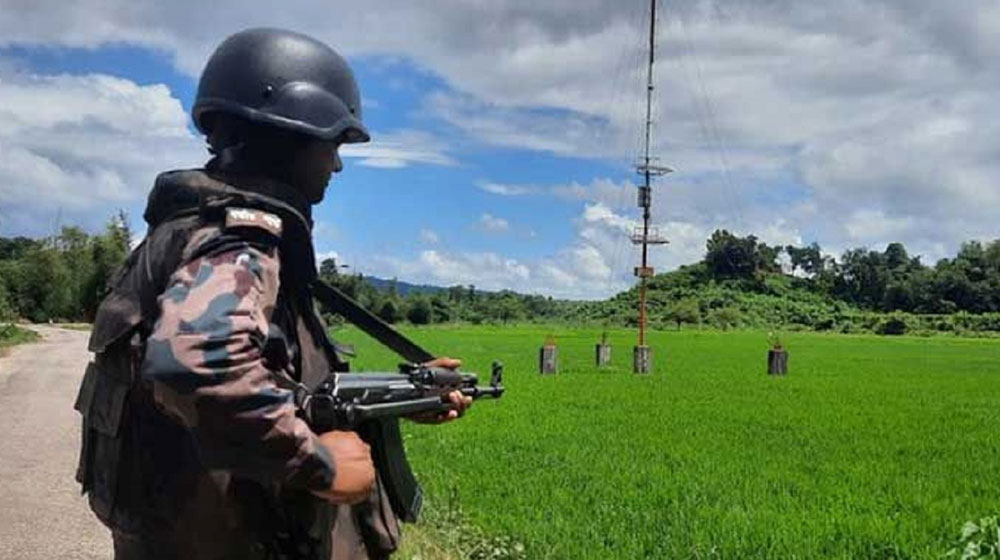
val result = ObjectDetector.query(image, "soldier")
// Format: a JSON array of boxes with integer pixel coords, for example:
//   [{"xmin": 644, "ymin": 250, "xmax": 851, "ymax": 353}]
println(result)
[{"xmin": 74, "ymin": 28, "xmax": 470, "ymax": 559}]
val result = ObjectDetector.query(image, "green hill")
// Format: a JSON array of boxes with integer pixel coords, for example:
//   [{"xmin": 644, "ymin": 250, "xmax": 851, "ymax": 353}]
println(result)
[{"xmin": 571, "ymin": 262, "xmax": 1000, "ymax": 337}]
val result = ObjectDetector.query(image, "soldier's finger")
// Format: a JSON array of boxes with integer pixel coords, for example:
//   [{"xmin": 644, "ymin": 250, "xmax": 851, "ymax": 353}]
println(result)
[
  {"xmin": 453, "ymin": 391, "xmax": 472, "ymax": 413},
  {"xmin": 425, "ymin": 356, "xmax": 462, "ymax": 369},
  {"xmin": 445, "ymin": 391, "xmax": 465, "ymax": 416}
]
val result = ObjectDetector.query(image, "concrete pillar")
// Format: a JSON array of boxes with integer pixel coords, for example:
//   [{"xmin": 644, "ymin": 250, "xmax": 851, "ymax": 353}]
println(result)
[
  {"xmin": 595, "ymin": 343, "xmax": 612, "ymax": 367},
  {"xmin": 767, "ymin": 349, "xmax": 788, "ymax": 375},
  {"xmin": 539, "ymin": 345, "xmax": 558, "ymax": 374},
  {"xmin": 633, "ymin": 345, "xmax": 652, "ymax": 374}
]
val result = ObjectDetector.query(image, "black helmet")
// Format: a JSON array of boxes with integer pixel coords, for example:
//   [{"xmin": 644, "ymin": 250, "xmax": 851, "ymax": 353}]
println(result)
[{"xmin": 192, "ymin": 28, "xmax": 369, "ymax": 144}]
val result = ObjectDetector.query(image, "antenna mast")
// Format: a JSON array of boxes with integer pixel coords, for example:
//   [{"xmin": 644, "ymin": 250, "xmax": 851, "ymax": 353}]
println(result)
[{"xmin": 631, "ymin": 0, "xmax": 672, "ymax": 374}]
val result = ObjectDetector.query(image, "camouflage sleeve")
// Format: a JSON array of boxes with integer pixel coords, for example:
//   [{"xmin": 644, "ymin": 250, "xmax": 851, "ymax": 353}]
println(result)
[{"xmin": 142, "ymin": 225, "xmax": 334, "ymax": 491}]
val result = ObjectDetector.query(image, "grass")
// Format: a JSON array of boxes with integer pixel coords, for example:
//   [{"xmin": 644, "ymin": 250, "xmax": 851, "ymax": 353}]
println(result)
[
  {"xmin": 331, "ymin": 324, "xmax": 1000, "ymax": 559},
  {"xmin": 0, "ymin": 324, "xmax": 39, "ymax": 355}
]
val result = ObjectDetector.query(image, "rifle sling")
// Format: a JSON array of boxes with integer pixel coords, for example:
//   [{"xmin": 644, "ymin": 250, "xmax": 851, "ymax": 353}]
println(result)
[{"xmin": 311, "ymin": 279, "xmax": 436, "ymax": 364}]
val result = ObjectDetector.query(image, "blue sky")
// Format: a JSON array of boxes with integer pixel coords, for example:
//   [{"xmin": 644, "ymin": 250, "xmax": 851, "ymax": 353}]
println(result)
[
  {"xmin": 0, "ymin": 40, "xmax": 644, "ymax": 298},
  {"xmin": 1, "ymin": 1, "xmax": 998, "ymax": 299}
]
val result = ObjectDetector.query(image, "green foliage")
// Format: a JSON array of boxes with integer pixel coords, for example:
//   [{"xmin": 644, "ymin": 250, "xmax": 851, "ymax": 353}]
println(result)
[
  {"xmin": 376, "ymin": 299, "xmax": 401, "ymax": 324},
  {"xmin": 21, "ymin": 244, "xmax": 73, "ymax": 322},
  {"xmin": 946, "ymin": 516, "xmax": 1000, "ymax": 559},
  {"xmin": 430, "ymin": 296, "xmax": 452, "ymax": 323},
  {"xmin": 785, "ymin": 242, "xmax": 827, "ymax": 276},
  {"xmin": 2, "ymin": 220, "xmax": 999, "ymax": 336},
  {"xmin": 705, "ymin": 229, "xmax": 781, "ymax": 282},
  {"xmin": 705, "ymin": 306, "xmax": 741, "ymax": 330},
  {"xmin": 663, "ymin": 297, "xmax": 700, "ymax": 329},
  {"xmin": 335, "ymin": 325, "xmax": 1000, "ymax": 559},
  {"xmin": 406, "ymin": 296, "xmax": 433, "ymax": 325},
  {"xmin": 877, "ymin": 313, "xmax": 909, "ymax": 336},
  {"xmin": 0, "ymin": 214, "xmax": 130, "ymax": 322},
  {"xmin": 0, "ymin": 324, "xmax": 40, "ymax": 348},
  {"xmin": 0, "ymin": 281, "xmax": 12, "ymax": 322},
  {"xmin": 317, "ymin": 262, "xmax": 583, "ymax": 327}
]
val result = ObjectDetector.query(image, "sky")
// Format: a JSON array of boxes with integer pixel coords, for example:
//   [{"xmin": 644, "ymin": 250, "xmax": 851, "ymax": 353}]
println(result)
[{"xmin": 0, "ymin": 1, "xmax": 998, "ymax": 300}]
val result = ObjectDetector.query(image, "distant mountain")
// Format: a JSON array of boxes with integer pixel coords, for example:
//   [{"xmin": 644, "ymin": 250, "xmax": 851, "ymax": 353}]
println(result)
[{"xmin": 362, "ymin": 276, "xmax": 448, "ymax": 296}]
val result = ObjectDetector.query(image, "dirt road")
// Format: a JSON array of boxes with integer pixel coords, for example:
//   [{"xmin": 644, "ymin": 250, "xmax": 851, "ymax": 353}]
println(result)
[{"xmin": 0, "ymin": 326, "xmax": 111, "ymax": 559}]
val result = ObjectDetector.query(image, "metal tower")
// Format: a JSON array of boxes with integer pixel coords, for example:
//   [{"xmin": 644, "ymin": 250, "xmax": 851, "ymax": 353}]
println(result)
[{"xmin": 631, "ymin": 0, "xmax": 672, "ymax": 374}]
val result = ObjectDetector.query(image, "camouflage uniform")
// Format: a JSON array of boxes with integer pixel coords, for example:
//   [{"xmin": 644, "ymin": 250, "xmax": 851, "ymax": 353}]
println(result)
[{"xmin": 75, "ymin": 169, "xmax": 398, "ymax": 559}]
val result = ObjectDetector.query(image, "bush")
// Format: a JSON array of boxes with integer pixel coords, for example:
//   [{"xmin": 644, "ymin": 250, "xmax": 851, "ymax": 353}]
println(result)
[
  {"xmin": 406, "ymin": 297, "xmax": 432, "ymax": 325},
  {"xmin": 0, "ymin": 282, "xmax": 13, "ymax": 322},
  {"xmin": 814, "ymin": 317, "xmax": 835, "ymax": 331},
  {"xmin": 706, "ymin": 307, "xmax": 742, "ymax": 330},
  {"xmin": 877, "ymin": 314, "xmax": 908, "ymax": 336},
  {"xmin": 376, "ymin": 299, "xmax": 400, "ymax": 324}
]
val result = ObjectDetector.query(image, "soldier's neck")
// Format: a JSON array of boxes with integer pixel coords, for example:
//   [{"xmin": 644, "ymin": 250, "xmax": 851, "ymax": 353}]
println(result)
[{"xmin": 206, "ymin": 155, "xmax": 313, "ymax": 219}]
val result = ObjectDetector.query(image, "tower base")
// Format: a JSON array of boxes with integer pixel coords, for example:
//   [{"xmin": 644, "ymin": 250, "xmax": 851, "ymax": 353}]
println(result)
[
  {"xmin": 539, "ymin": 346, "xmax": 558, "ymax": 374},
  {"xmin": 633, "ymin": 345, "xmax": 652, "ymax": 374},
  {"xmin": 595, "ymin": 343, "xmax": 612, "ymax": 367}
]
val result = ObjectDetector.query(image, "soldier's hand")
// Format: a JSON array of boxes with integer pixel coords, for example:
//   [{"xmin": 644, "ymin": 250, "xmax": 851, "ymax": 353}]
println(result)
[
  {"xmin": 312, "ymin": 431, "xmax": 374, "ymax": 505},
  {"xmin": 408, "ymin": 357, "xmax": 473, "ymax": 424}
]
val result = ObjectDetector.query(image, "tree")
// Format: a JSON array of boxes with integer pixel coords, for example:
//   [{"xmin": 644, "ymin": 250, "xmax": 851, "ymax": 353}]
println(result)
[
  {"xmin": 82, "ymin": 216, "xmax": 132, "ymax": 319},
  {"xmin": 664, "ymin": 298, "xmax": 700, "ymax": 329},
  {"xmin": 406, "ymin": 296, "xmax": 432, "ymax": 325},
  {"xmin": 447, "ymin": 285, "xmax": 466, "ymax": 303},
  {"xmin": 21, "ymin": 245, "xmax": 73, "ymax": 322},
  {"xmin": 705, "ymin": 229, "xmax": 780, "ymax": 282},
  {"xmin": 833, "ymin": 248, "xmax": 888, "ymax": 309},
  {"xmin": 884, "ymin": 242, "xmax": 910, "ymax": 271},
  {"xmin": 376, "ymin": 299, "xmax": 400, "ymax": 324},
  {"xmin": 705, "ymin": 306, "xmax": 741, "ymax": 330},
  {"xmin": 430, "ymin": 296, "xmax": 451, "ymax": 323},
  {"xmin": 0, "ymin": 281, "xmax": 13, "ymax": 322},
  {"xmin": 0, "ymin": 237, "xmax": 38, "ymax": 260},
  {"xmin": 319, "ymin": 257, "xmax": 340, "ymax": 280},
  {"xmin": 495, "ymin": 294, "xmax": 523, "ymax": 324},
  {"xmin": 786, "ymin": 242, "xmax": 825, "ymax": 277}
]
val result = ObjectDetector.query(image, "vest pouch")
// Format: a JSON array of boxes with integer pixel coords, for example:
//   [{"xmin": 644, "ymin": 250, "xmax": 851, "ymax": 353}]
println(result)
[
  {"xmin": 74, "ymin": 359, "xmax": 131, "ymax": 525},
  {"xmin": 352, "ymin": 473, "xmax": 401, "ymax": 558}
]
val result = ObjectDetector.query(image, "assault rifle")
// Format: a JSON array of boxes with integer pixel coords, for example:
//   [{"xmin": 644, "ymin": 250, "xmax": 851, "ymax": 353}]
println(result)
[{"xmin": 306, "ymin": 280, "xmax": 505, "ymax": 522}]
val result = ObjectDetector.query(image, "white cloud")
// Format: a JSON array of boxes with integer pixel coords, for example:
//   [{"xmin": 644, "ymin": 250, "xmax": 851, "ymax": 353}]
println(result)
[
  {"xmin": 0, "ymin": 70, "xmax": 202, "ymax": 235},
  {"xmin": 2, "ymin": 1, "xmax": 1000, "ymax": 284},
  {"xmin": 551, "ymin": 178, "xmax": 636, "ymax": 210},
  {"xmin": 842, "ymin": 210, "xmax": 916, "ymax": 244},
  {"xmin": 479, "ymin": 213, "xmax": 510, "ymax": 232},
  {"xmin": 361, "ymin": 193, "xmax": 814, "ymax": 299},
  {"xmin": 339, "ymin": 129, "xmax": 456, "ymax": 169},
  {"xmin": 476, "ymin": 181, "xmax": 534, "ymax": 196},
  {"xmin": 371, "ymin": 250, "xmax": 530, "ymax": 292}
]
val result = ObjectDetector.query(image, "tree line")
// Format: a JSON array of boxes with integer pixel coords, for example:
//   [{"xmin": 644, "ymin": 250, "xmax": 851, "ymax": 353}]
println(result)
[
  {"xmin": 0, "ymin": 215, "xmax": 576, "ymax": 326},
  {"xmin": 0, "ymin": 215, "xmax": 131, "ymax": 323},
  {"xmin": 580, "ymin": 229, "xmax": 1000, "ymax": 335},
  {"xmin": 700, "ymin": 229, "xmax": 1000, "ymax": 314},
  {"xmin": 318, "ymin": 258, "xmax": 575, "ymax": 326},
  {"xmin": 1, "ymin": 219, "xmax": 998, "ymax": 333}
]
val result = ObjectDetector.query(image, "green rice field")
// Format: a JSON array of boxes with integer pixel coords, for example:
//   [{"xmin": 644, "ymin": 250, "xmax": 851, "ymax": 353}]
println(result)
[{"xmin": 333, "ymin": 325, "xmax": 1000, "ymax": 559}]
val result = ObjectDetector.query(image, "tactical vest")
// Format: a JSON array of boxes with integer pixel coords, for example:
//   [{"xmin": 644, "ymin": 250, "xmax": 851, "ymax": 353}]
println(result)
[{"xmin": 74, "ymin": 170, "xmax": 398, "ymax": 559}]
